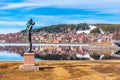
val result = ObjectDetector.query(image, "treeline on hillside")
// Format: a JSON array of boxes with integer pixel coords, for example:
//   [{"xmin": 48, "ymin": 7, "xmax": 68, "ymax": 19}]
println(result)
[
  {"xmin": 91, "ymin": 24, "xmax": 120, "ymax": 33},
  {"xmin": 22, "ymin": 23, "xmax": 120, "ymax": 33},
  {"xmin": 22, "ymin": 23, "xmax": 90, "ymax": 33}
]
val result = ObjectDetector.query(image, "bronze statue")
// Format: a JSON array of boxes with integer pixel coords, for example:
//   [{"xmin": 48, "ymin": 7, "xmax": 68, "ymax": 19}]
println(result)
[{"xmin": 26, "ymin": 18, "xmax": 35, "ymax": 52}]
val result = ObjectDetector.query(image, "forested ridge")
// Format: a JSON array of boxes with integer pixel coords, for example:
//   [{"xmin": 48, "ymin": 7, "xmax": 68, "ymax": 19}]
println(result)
[
  {"xmin": 91, "ymin": 24, "xmax": 120, "ymax": 33},
  {"xmin": 22, "ymin": 23, "xmax": 120, "ymax": 33}
]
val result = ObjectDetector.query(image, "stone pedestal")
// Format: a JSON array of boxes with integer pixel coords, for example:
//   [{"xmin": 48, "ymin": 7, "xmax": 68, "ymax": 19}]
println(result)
[{"xmin": 19, "ymin": 52, "xmax": 39, "ymax": 70}]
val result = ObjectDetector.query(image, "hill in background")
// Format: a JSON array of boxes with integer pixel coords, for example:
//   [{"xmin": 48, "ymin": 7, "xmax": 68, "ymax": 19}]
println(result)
[{"xmin": 22, "ymin": 23, "xmax": 120, "ymax": 33}]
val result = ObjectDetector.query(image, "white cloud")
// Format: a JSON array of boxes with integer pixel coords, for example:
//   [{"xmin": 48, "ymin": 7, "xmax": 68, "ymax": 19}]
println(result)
[
  {"xmin": 0, "ymin": 0, "xmax": 120, "ymax": 15},
  {"xmin": 0, "ymin": 14, "xmax": 119, "ymax": 28},
  {"xmin": 0, "ymin": 28, "xmax": 22, "ymax": 34},
  {"xmin": 26, "ymin": 15, "xmax": 77, "ymax": 26},
  {"xmin": 0, "ymin": 21, "xmax": 26, "ymax": 26},
  {"xmin": 1, "ymin": 0, "xmax": 120, "ymax": 12},
  {"xmin": 27, "ymin": 15, "xmax": 120, "ymax": 26},
  {"xmin": 0, "ymin": 3, "xmax": 41, "ymax": 10},
  {"xmin": 0, "ymin": 20, "xmax": 26, "ymax": 34}
]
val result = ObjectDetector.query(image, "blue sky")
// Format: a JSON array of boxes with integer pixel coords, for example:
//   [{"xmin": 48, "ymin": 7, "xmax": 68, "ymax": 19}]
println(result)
[{"xmin": 0, "ymin": 0, "xmax": 120, "ymax": 34}]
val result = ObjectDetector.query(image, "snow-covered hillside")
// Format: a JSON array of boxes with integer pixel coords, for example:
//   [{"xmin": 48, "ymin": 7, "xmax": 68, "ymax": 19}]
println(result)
[{"xmin": 76, "ymin": 25, "xmax": 96, "ymax": 34}]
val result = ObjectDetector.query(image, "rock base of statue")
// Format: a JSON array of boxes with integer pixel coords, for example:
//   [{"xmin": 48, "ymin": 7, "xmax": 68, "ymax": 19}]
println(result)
[{"xmin": 19, "ymin": 52, "xmax": 39, "ymax": 70}]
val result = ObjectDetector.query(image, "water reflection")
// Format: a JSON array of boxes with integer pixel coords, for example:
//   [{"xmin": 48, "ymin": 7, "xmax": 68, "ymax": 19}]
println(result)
[
  {"xmin": 0, "ymin": 46, "xmax": 40, "ymax": 61},
  {"xmin": 35, "ymin": 46, "xmax": 120, "ymax": 60},
  {"xmin": 0, "ymin": 46, "xmax": 120, "ymax": 61}
]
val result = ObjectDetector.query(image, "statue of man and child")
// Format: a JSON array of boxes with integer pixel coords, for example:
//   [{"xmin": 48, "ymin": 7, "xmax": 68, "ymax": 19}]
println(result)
[{"xmin": 26, "ymin": 18, "xmax": 35, "ymax": 52}]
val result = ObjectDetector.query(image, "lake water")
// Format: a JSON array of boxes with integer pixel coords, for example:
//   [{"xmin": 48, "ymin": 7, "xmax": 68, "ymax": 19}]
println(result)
[
  {"xmin": 0, "ymin": 45, "xmax": 41, "ymax": 61},
  {"xmin": 0, "ymin": 44, "xmax": 120, "ymax": 61},
  {"xmin": 0, "ymin": 51, "xmax": 24, "ymax": 61}
]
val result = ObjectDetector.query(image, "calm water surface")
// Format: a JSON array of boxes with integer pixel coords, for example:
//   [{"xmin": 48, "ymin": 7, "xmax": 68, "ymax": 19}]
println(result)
[
  {"xmin": 0, "ymin": 45, "xmax": 120, "ymax": 61},
  {"xmin": 0, "ymin": 46, "xmax": 40, "ymax": 61}
]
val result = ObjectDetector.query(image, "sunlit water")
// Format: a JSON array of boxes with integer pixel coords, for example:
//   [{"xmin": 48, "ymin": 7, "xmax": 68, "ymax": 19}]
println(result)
[
  {"xmin": 0, "ymin": 51, "xmax": 24, "ymax": 61},
  {"xmin": 0, "ymin": 44, "xmax": 120, "ymax": 61},
  {"xmin": 0, "ymin": 51, "xmax": 40, "ymax": 61}
]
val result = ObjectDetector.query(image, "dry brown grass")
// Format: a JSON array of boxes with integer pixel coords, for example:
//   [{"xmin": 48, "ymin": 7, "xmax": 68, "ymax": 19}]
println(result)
[{"xmin": 0, "ymin": 60, "xmax": 120, "ymax": 80}]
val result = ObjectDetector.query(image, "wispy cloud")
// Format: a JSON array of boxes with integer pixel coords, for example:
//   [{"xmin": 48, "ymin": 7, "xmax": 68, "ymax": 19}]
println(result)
[
  {"xmin": 0, "ymin": 14, "xmax": 119, "ymax": 28},
  {"xmin": 0, "ymin": 0, "xmax": 120, "ymax": 16},
  {"xmin": 0, "ymin": 28, "xmax": 22, "ymax": 34},
  {"xmin": 1, "ymin": 0, "xmax": 120, "ymax": 11},
  {"xmin": 0, "ymin": 3, "xmax": 41, "ymax": 10},
  {"xmin": 26, "ymin": 15, "xmax": 120, "ymax": 25},
  {"xmin": 0, "ymin": 21, "xmax": 26, "ymax": 26}
]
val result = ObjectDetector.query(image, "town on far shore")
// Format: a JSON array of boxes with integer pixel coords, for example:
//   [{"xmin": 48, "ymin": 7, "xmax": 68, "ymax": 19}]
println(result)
[{"xmin": 0, "ymin": 23, "xmax": 120, "ymax": 47}]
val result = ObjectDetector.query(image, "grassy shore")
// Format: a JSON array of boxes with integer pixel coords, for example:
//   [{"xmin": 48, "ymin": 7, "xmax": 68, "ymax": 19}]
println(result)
[{"xmin": 0, "ymin": 60, "xmax": 120, "ymax": 80}]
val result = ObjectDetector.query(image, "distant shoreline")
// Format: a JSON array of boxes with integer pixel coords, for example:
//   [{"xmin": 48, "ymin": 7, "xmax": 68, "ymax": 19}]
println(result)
[
  {"xmin": 0, "ymin": 43, "xmax": 119, "ymax": 49},
  {"xmin": 0, "ymin": 43, "xmax": 88, "ymax": 46}
]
